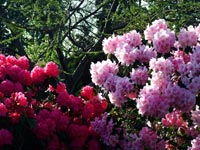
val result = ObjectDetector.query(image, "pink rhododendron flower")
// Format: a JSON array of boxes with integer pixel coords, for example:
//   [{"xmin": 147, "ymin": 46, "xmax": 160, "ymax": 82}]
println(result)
[
  {"xmin": 87, "ymin": 139, "xmax": 101, "ymax": 150},
  {"xmin": 178, "ymin": 26, "xmax": 198, "ymax": 48},
  {"xmin": 56, "ymin": 91, "xmax": 70, "ymax": 107},
  {"xmin": 130, "ymin": 66, "xmax": 148, "ymax": 85},
  {"xmin": 0, "ymin": 103, "xmax": 7, "ymax": 117},
  {"xmin": 31, "ymin": 66, "xmax": 46, "ymax": 84},
  {"xmin": 18, "ymin": 70, "xmax": 32, "ymax": 85},
  {"xmin": 121, "ymin": 30, "xmax": 142, "ymax": 47},
  {"xmin": 44, "ymin": 61, "xmax": 59, "ymax": 77},
  {"xmin": 0, "ymin": 80, "xmax": 15, "ymax": 96},
  {"xmin": 102, "ymin": 35, "xmax": 121, "ymax": 54},
  {"xmin": 188, "ymin": 134, "xmax": 200, "ymax": 150},
  {"xmin": 144, "ymin": 19, "xmax": 168, "ymax": 42},
  {"xmin": 90, "ymin": 60, "xmax": 118, "ymax": 86},
  {"xmin": 153, "ymin": 29, "xmax": 175, "ymax": 54},
  {"xmin": 17, "ymin": 56, "xmax": 29, "ymax": 70},
  {"xmin": 0, "ymin": 129, "xmax": 13, "ymax": 146},
  {"xmin": 114, "ymin": 43, "xmax": 138, "ymax": 66},
  {"xmin": 81, "ymin": 85, "xmax": 95, "ymax": 100},
  {"xmin": 162, "ymin": 110, "xmax": 188, "ymax": 128},
  {"xmin": 191, "ymin": 106, "xmax": 200, "ymax": 127}
]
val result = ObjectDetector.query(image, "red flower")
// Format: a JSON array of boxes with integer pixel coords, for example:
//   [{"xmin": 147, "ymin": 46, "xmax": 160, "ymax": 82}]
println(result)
[
  {"xmin": 9, "ymin": 112, "xmax": 21, "ymax": 124},
  {"xmin": 81, "ymin": 86, "xmax": 95, "ymax": 100}
]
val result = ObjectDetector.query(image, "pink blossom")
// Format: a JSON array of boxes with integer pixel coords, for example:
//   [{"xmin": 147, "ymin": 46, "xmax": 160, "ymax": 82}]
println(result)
[
  {"xmin": 0, "ymin": 129, "xmax": 13, "ymax": 146},
  {"xmin": 56, "ymin": 91, "xmax": 70, "ymax": 107},
  {"xmin": 178, "ymin": 26, "xmax": 198, "ymax": 48},
  {"xmin": 144, "ymin": 19, "xmax": 168, "ymax": 42},
  {"xmin": 90, "ymin": 60, "xmax": 118, "ymax": 86},
  {"xmin": 121, "ymin": 30, "xmax": 142, "ymax": 47},
  {"xmin": 136, "ymin": 45, "xmax": 157, "ymax": 63},
  {"xmin": 153, "ymin": 29, "xmax": 176, "ymax": 54},
  {"xmin": 149, "ymin": 57, "xmax": 174, "ymax": 75},
  {"xmin": 139, "ymin": 127, "xmax": 165, "ymax": 150},
  {"xmin": 130, "ymin": 66, "xmax": 148, "ymax": 85},
  {"xmin": 47, "ymin": 135, "xmax": 60, "ymax": 150},
  {"xmin": 82, "ymin": 103, "xmax": 95, "ymax": 119},
  {"xmin": 44, "ymin": 61, "xmax": 59, "ymax": 77},
  {"xmin": 0, "ymin": 80, "xmax": 15, "ymax": 96},
  {"xmin": 14, "ymin": 82, "xmax": 24, "ymax": 93},
  {"xmin": 0, "ymin": 103, "xmax": 7, "ymax": 117},
  {"xmin": 102, "ymin": 35, "xmax": 121, "ymax": 54},
  {"xmin": 48, "ymin": 82, "xmax": 67, "ymax": 93},
  {"xmin": 6, "ymin": 55, "xmax": 17, "ymax": 66},
  {"xmin": 188, "ymin": 134, "xmax": 200, "ymax": 150},
  {"xmin": 31, "ymin": 66, "xmax": 46, "ymax": 84},
  {"xmin": 81, "ymin": 85, "xmax": 95, "ymax": 100},
  {"xmin": 17, "ymin": 56, "xmax": 29, "ymax": 70},
  {"xmin": 18, "ymin": 70, "xmax": 32, "ymax": 86},
  {"xmin": 161, "ymin": 110, "xmax": 188, "ymax": 128},
  {"xmin": 0, "ymin": 65, "xmax": 6, "ymax": 80},
  {"xmin": 7, "ymin": 65, "xmax": 22, "ymax": 82},
  {"xmin": 91, "ymin": 113, "xmax": 115, "ymax": 146},
  {"xmin": 191, "ymin": 106, "xmax": 200, "ymax": 127},
  {"xmin": 12, "ymin": 92, "xmax": 28, "ymax": 107},
  {"xmin": 87, "ymin": 139, "xmax": 101, "ymax": 150},
  {"xmin": 137, "ymin": 85, "xmax": 170, "ymax": 118},
  {"xmin": 108, "ymin": 76, "xmax": 133, "ymax": 107},
  {"xmin": 114, "ymin": 43, "xmax": 138, "ymax": 66}
]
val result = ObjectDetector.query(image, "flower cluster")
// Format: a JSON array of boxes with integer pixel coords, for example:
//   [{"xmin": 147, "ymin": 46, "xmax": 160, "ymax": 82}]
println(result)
[
  {"xmin": 0, "ymin": 54, "xmax": 108, "ymax": 150},
  {"xmin": 89, "ymin": 19, "xmax": 200, "ymax": 149}
]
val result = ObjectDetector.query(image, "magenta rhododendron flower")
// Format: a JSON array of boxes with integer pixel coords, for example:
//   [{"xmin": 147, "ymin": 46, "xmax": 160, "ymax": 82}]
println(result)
[
  {"xmin": 0, "ymin": 103, "xmax": 7, "ymax": 117},
  {"xmin": 31, "ymin": 66, "xmax": 46, "ymax": 84},
  {"xmin": 44, "ymin": 61, "xmax": 59, "ymax": 77},
  {"xmin": 0, "ymin": 129, "xmax": 13, "ymax": 147},
  {"xmin": 81, "ymin": 85, "xmax": 95, "ymax": 100},
  {"xmin": 17, "ymin": 56, "xmax": 29, "ymax": 70}
]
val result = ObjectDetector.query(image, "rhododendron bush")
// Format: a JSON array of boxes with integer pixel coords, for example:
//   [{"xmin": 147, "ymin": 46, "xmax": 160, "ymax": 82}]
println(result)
[
  {"xmin": 90, "ymin": 19, "xmax": 200, "ymax": 150},
  {"xmin": 0, "ymin": 54, "xmax": 109, "ymax": 150},
  {"xmin": 2, "ymin": 19, "xmax": 200, "ymax": 150}
]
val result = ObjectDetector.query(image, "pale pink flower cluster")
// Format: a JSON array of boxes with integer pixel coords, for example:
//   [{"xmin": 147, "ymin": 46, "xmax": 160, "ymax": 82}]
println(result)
[
  {"xmin": 102, "ymin": 30, "xmax": 141, "ymax": 55},
  {"xmin": 136, "ymin": 45, "xmax": 157, "ymax": 63},
  {"xmin": 114, "ymin": 43, "xmax": 138, "ymax": 66},
  {"xmin": 121, "ymin": 127, "xmax": 165, "ymax": 150},
  {"xmin": 150, "ymin": 57, "xmax": 174, "ymax": 75},
  {"xmin": 90, "ymin": 59, "xmax": 134, "ymax": 107},
  {"xmin": 191, "ymin": 106, "xmax": 200, "ymax": 127},
  {"xmin": 137, "ymin": 55, "xmax": 196, "ymax": 117},
  {"xmin": 102, "ymin": 35, "xmax": 121, "ymax": 54},
  {"xmin": 139, "ymin": 127, "xmax": 165, "ymax": 150},
  {"xmin": 108, "ymin": 76, "xmax": 133, "ymax": 107},
  {"xmin": 178, "ymin": 26, "xmax": 198, "ymax": 48},
  {"xmin": 90, "ymin": 113, "xmax": 119, "ymax": 147},
  {"xmin": 153, "ymin": 29, "xmax": 176, "ymax": 54},
  {"xmin": 161, "ymin": 110, "xmax": 188, "ymax": 128},
  {"xmin": 144, "ymin": 19, "xmax": 168, "ymax": 42},
  {"xmin": 130, "ymin": 67, "xmax": 148, "ymax": 85},
  {"xmin": 90, "ymin": 60, "xmax": 118, "ymax": 86},
  {"xmin": 188, "ymin": 134, "xmax": 200, "ymax": 150},
  {"xmin": 137, "ymin": 84, "xmax": 170, "ymax": 118},
  {"xmin": 121, "ymin": 30, "xmax": 142, "ymax": 47}
]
